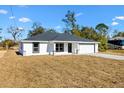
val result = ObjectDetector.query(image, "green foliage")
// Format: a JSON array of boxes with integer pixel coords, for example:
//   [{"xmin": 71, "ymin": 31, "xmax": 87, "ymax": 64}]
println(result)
[
  {"xmin": 71, "ymin": 29, "xmax": 81, "ymax": 37},
  {"xmin": 72, "ymin": 25, "xmax": 109, "ymax": 52},
  {"xmin": 112, "ymin": 30, "xmax": 124, "ymax": 37},
  {"xmin": 95, "ymin": 23, "xmax": 109, "ymax": 51},
  {"xmin": 95, "ymin": 23, "xmax": 109, "ymax": 36},
  {"xmin": 97, "ymin": 35, "xmax": 108, "ymax": 51},
  {"xmin": 47, "ymin": 28, "xmax": 56, "ymax": 32},
  {"xmin": 80, "ymin": 27, "xmax": 98, "ymax": 41},
  {"xmin": 28, "ymin": 22, "xmax": 45, "ymax": 37},
  {"xmin": 79, "ymin": 26, "xmax": 108, "ymax": 51},
  {"xmin": 0, "ymin": 36, "xmax": 2, "ymax": 40},
  {"xmin": 62, "ymin": 11, "xmax": 109, "ymax": 52},
  {"xmin": 2, "ymin": 39, "xmax": 15, "ymax": 49},
  {"xmin": 62, "ymin": 10, "xmax": 77, "ymax": 33}
]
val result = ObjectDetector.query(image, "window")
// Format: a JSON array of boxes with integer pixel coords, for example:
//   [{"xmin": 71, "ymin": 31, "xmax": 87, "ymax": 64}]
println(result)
[
  {"xmin": 56, "ymin": 43, "xmax": 64, "ymax": 52},
  {"xmin": 122, "ymin": 40, "xmax": 124, "ymax": 46},
  {"xmin": 33, "ymin": 42, "xmax": 39, "ymax": 53},
  {"xmin": 108, "ymin": 40, "xmax": 124, "ymax": 46}
]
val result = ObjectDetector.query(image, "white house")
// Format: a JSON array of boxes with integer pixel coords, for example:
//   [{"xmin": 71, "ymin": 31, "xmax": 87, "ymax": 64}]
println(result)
[{"xmin": 19, "ymin": 31, "xmax": 99, "ymax": 56}]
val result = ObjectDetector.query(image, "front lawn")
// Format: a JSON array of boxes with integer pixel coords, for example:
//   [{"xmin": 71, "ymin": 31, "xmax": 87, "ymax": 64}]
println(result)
[
  {"xmin": 103, "ymin": 50, "xmax": 124, "ymax": 56},
  {"xmin": 0, "ymin": 50, "xmax": 123, "ymax": 88}
]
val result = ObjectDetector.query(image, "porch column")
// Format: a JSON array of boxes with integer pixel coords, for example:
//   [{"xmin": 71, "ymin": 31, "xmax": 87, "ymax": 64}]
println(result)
[
  {"xmin": 73, "ymin": 42, "xmax": 78, "ymax": 54},
  {"xmin": 48, "ymin": 41, "xmax": 55, "ymax": 55},
  {"xmin": 64, "ymin": 42, "xmax": 68, "ymax": 53},
  {"xmin": 53, "ymin": 43, "xmax": 56, "ymax": 55}
]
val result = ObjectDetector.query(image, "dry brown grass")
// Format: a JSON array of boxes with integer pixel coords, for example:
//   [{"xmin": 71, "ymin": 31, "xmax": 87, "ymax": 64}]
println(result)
[
  {"xmin": 103, "ymin": 50, "xmax": 124, "ymax": 56},
  {"xmin": 0, "ymin": 50, "xmax": 124, "ymax": 88}
]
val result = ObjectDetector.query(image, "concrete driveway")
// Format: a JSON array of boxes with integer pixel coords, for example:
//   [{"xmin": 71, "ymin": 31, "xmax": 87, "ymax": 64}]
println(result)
[{"xmin": 87, "ymin": 53, "xmax": 124, "ymax": 60}]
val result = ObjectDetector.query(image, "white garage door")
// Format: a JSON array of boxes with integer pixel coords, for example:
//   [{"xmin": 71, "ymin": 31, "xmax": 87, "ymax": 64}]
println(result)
[{"xmin": 79, "ymin": 44, "xmax": 95, "ymax": 54}]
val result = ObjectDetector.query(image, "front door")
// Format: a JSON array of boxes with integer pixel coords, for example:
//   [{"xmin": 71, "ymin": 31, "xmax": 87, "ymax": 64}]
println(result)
[{"xmin": 68, "ymin": 43, "xmax": 72, "ymax": 53}]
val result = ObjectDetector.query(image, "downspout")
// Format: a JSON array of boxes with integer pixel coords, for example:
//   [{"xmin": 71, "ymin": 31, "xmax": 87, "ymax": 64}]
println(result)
[{"xmin": 52, "ymin": 41, "xmax": 55, "ymax": 56}]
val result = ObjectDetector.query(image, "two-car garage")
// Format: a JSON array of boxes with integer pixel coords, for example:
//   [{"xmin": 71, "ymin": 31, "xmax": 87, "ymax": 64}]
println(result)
[{"xmin": 78, "ymin": 43, "xmax": 98, "ymax": 54}]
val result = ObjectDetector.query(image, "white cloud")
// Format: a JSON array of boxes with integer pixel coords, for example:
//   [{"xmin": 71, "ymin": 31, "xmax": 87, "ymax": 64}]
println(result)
[
  {"xmin": 19, "ymin": 17, "xmax": 31, "ymax": 23},
  {"xmin": 111, "ymin": 22, "xmax": 119, "ymax": 26},
  {"xmin": 115, "ymin": 16, "xmax": 124, "ymax": 20},
  {"xmin": 55, "ymin": 25, "xmax": 61, "ymax": 29},
  {"xmin": 18, "ymin": 27, "xmax": 24, "ymax": 30},
  {"xmin": 9, "ymin": 16, "xmax": 15, "ymax": 19},
  {"xmin": 113, "ymin": 16, "xmax": 124, "ymax": 21},
  {"xmin": 0, "ymin": 9, "xmax": 8, "ymax": 14},
  {"xmin": 75, "ymin": 12, "xmax": 83, "ymax": 17}
]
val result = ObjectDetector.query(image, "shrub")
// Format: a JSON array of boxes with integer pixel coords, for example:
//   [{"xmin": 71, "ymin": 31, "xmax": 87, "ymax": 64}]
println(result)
[{"xmin": 2, "ymin": 39, "xmax": 15, "ymax": 49}]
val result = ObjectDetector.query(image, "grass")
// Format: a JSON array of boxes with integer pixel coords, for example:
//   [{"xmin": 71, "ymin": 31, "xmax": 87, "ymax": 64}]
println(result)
[
  {"xmin": 103, "ymin": 50, "xmax": 124, "ymax": 56},
  {"xmin": 0, "ymin": 50, "xmax": 124, "ymax": 88}
]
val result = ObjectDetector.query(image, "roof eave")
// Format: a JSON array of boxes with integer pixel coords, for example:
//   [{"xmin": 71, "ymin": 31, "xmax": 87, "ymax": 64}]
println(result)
[{"xmin": 20, "ymin": 40, "xmax": 100, "ymax": 43}]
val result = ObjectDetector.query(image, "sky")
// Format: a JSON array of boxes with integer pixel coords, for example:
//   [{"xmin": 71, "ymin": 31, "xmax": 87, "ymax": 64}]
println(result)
[{"xmin": 0, "ymin": 5, "xmax": 124, "ymax": 40}]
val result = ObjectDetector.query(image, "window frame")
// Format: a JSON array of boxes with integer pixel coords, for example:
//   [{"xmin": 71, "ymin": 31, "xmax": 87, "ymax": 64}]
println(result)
[
  {"xmin": 55, "ymin": 43, "xmax": 64, "ymax": 52},
  {"xmin": 33, "ymin": 42, "xmax": 39, "ymax": 53}
]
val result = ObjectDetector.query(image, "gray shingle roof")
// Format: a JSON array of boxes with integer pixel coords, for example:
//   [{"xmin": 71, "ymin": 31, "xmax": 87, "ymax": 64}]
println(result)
[{"xmin": 25, "ymin": 31, "xmax": 95, "ymax": 42}]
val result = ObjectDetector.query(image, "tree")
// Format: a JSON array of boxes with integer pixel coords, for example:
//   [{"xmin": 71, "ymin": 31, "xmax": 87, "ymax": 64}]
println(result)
[
  {"xmin": 2, "ymin": 39, "xmax": 15, "ymax": 50},
  {"xmin": 62, "ymin": 10, "xmax": 78, "ymax": 34},
  {"xmin": 112, "ymin": 30, "xmax": 124, "ymax": 37},
  {"xmin": 47, "ymin": 28, "xmax": 56, "ymax": 32},
  {"xmin": 80, "ymin": 27, "xmax": 98, "ymax": 40},
  {"xmin": 95, "ymin": 23, "xmax": 109, "ymax": 36},
  {"xmin": 71, "ymin": 29, "xmax": 81, "ymax": 37},
  {"xmin": 0, "ymin": 28, "xmax": 2, "ymax": 40},
  {"xmin": 112, "ymin": 29, "xmax": 118, "ymax": 38},
  {"xmin": 95, "ymin": 23, "xmax": 109, "ymax": 51},
  {"xmin": 8, "ymin": 26, "xmax": 24, "ymax": 41},
  {"xmin": 28, "ymin": 22, "xmax": 45, "ymax": 37}
]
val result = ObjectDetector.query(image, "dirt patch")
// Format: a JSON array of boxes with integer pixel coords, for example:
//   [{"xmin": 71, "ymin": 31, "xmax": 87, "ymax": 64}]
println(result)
[
  {"xmin": 0, "ymin": 51, "xmax": 6, "ymax": 58},
  {"xmin": 0, "ymin": 50, "xmax": 123, "ymax": 88}
]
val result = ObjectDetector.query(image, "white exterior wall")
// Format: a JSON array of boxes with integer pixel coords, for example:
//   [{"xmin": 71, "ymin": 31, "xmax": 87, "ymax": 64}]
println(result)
[
  {"xmin": 95, "ymin": 43, "xmax": 98, "ymax": 53},
  {"xmin": 39, "ymin": 43, "xmax": 49, "ymax": 55},
  {"xmin": 22, "ymin": 42, "xmax": 52, "ymax": 56},
  {"xmin": 20, "ymin": 41, "xmax": 99, "ymax": 56},
  {"xmin": 23, "ymin": 42, "xmax": 33, "ymax": 56}
]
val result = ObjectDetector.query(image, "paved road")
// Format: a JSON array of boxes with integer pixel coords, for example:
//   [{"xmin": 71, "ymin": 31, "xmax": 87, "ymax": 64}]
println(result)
[
  {"xmin": 0, "ymin": 51, "xmax": 6, "ymax": 58},
  {"xmin": 87, "ymin": 53, "xmax": 124, "ymax": 60}
]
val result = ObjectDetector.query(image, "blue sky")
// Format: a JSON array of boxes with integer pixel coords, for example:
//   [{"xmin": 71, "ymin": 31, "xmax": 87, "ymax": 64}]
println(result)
[{"xmin": 0, "ymin": 5, "xmax": 124, "ymax": 40}]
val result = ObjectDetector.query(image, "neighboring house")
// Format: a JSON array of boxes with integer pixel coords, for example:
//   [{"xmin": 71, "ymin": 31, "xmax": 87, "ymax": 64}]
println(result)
[
  {"xmin": 108, "ymin": 37, "xmax": 124, "ymax": 49},
  {"xmin": 19, "ymin": 31, "xmax": 99, "ymax": 56}
]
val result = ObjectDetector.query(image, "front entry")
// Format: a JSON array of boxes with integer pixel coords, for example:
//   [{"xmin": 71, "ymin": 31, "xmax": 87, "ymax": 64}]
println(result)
[{"xmin": 68, "ymin": 43, "xmax": 72, "ymax": 53}]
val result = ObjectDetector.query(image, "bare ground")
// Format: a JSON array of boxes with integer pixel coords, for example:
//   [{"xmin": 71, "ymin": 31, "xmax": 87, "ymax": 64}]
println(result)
[
  {"xmin": 0, "ymin": 51, "xmax": 6, "ymax": 58},
  {"xmin": 102, "ymin": 50, "xmax": 124, "ymax": 56},
  {"xmin": 0, "ymin": 50, "xmax": 124, "ymax": 88}
]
